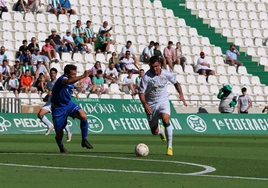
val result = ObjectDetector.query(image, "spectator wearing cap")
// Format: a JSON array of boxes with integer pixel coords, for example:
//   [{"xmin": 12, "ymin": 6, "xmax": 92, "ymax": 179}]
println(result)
[
  {"xmin": 9, "ymin": 72, "xmax": 21, "ymax": 97},
  {"xmin": 20, "ymin": 48, "xmax": 33, "ymax": 65},
  {"xmin": 238, "ymin": 87, "xmax": 252, "ymax": 114},
  {"xmin": 47, "ymin": 0, "xmax": 62, "ymax": 15},
  {"xmin": 74, "ymin": 31, "xmax": 91, "ymax": 53},
  {"xmin": 0, "ymin": 59, "xmax": 10, "ymax": 83},
  {"xmin": 118, "ymin": 41, "xmax": 138, "ymax": 64},
  {"xmin": 59, "ymin": 0, "xmax": 76, "ymax": 15},
  {"xmin": 26, "ymin": 0, "xmax": 45, "ymax": 14},
  {"xmin": 97, "ymin": 22, "xmax": 115, "ymax": 45},
  {"xmin": 72, "ymin": 20, "xmax": 84, "ymax": 40},
  {"xmin": 31, "ymin": 48, "xmax": 49, "ymax": 72},
  {"xmin": 0, "ymin": 0, "xmax": 8, "ymax": 19},
  {"xmin": 28, "ymin": 37, "xmax": 39, "ymax": 55},
  {"xmin": 154, "ymin": 42, "xmax": 166, "ymax": 69},
  {"xmin": 63, "ymin": 29, "xmax": 77, "ymax": 52},
  {"xmin": 164, "ymin": 41, "xmax": 179, "ymax": 71},
  {"xmin": 42, "ymin": 39, "xmax": 58, "ymax": 63},
  {"xmin": 95, "ymin": 31, "xmax": 111, "ymax": 53},
  {"xmin": 18, "ymin": 40, "xmax": 28, "ymax": 58},
  {"xmin": 49, "ymin": 28, "xmax": 67, "ymax": 53},
  {"xmin": 20, "ymin": 59, "xmax": 31, "ymax": 75},
  {"xmin": 84, "ymin": 20, "xmax": 97, "ymax": 44},
  {"xmin": 0, "ymin": 46, "xmax": 9, "ymax": 65},
  {"xmin": 20, "ymin": 70, "xmax": 37, "ymax": 93},
  {"xmin": 195, "ymin": 52, "xmax": 215, "ymax": 76},
  {"xmin": 141, "ymin": 41, "xmax": 154, "ymax": 63},
  {"xmin": 226, "ymin": 44, "xmax": 243, "ymax": 67},
  {"xmin": 11, "ymin": 59, "xmax": 22, "ymax": 80}
]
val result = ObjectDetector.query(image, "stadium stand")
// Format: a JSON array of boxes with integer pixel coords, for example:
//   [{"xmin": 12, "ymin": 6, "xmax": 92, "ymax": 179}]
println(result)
[{"xmin": 0, "ymin": 0, "xmax": 266, "ymax": 113}]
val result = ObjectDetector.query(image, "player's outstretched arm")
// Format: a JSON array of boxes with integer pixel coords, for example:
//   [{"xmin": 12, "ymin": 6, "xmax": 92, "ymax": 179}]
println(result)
[
  {"xmin": 174, "ymin": 82, "xmax": 188, "ymax": 107},
  {"xmin": 62, "ymin": 70, "xmax": 90, "ymax": 85},
  {"xmin": 139, "ymin": 93, "xmax": 152, "ymax": 115}
]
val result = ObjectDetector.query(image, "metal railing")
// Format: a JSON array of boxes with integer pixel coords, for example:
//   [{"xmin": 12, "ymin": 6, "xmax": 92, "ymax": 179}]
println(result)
[{"xmin": 0, "ymin": 97, "xmax": 21, "ymax": 113}]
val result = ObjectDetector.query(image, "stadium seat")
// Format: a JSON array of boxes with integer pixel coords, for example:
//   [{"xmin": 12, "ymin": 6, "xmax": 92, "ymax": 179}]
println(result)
[
  {"xmin": 210, "ymin": 85, "xmax": 219, "ymax": 94},
  {"xmin": 184, "ymin": 65, "xmax": 194, "ymax": 74},
  {"xmin": 199, "ymin": 85, "xmax": 209, "ymax": 94},
  {"xmin": 176, "ymin": 75, "xmax": 185, "ymax": 84},
  {"xmin": 229, "ymin": 76, "xmax": 239, "ymax": 85},
  {"xmin": 100, "ymin": 94, "xmax": 110, "ymax": 99},
  {"xmin": 89, "ymin": 94, "xmax": 99, "ymax": 98},
  {"xmin": 186, "ymin": 75, "xmax": 196, "ymax": 84},
  {"xmin": 112, "ymin": 94, "xmax": 122, "ymax": 99},
  {"xmin": 238, "ymin": 66, "xmax": 248, "ymax": 75},
  {"xmin": 240, "ymin": 76, "xmax": 250, "ymax": 85},
  {"xmin": 251, "ymin": 76, "xmax": 261, "ymax": 85},
  {"xmin": 208, "ymin": 75, "xmax": 218, "ymax": 84}
]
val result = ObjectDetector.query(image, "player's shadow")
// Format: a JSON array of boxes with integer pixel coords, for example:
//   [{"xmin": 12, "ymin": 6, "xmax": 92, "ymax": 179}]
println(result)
[{"xmin": 197, "ymin": 107, "xmax": 209, "ymax": 113}]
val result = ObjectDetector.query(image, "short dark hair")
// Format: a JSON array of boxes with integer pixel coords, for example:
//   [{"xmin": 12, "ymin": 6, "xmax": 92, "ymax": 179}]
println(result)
[
  {"xmin": 140, "ymin": 69, "xmax": 144, "ymax": 72},
  {"xmin": 23, "ymin": 40, "xmax": 27, "ymax": 44},
  {"xmin": 128, "ymin": 70, "xmax": 133, "ymax": 74},
  {"xmin": 101, "ymin": 31, "xmax": 106, "ymax": 34},
  {"xmin": 2, "ymin": 60, "xmax": 7, "ymax": 63},
  {"xmin": 230, "ymin": 44, "xmax": 235, "ymax": 48},
  {"xmin": 11, "ymin": 72, "xmax": 15, "ymax": 76},
  {"xmin": 168, "ymin": 41, "xmax": 173, "ymax": 45},
  {"xmin": 24, "ymin": 48, "xmax": 29, "ymax": 52},
  {"xmin": 39, "ymin": 73, "xmax": 44, "ymax": 76},
  {"xmin": 126, "ymin": 50, "xmax": 130, "ymax": 55},
  {"xmin": 86, "ymin": 20, "xmax": 91, "ymax": 24},
  {"xmin": 149, "ymin": 56, "xmax": 159, "ymax": 65},
  {"xmin": 25, "ymin": 70, "xmax": 29, "ymax": 73},
  {"xmin": 154, "ymin": 42, "xmax": 159, "ymax": 46},
  {"xmin": 150, "ymin": 41, "xmax": 155, "ymax": 45},
  {"xmin": 64, "ymin": 64, "xmax": 77, "ymax": 74},
  {"xmin": 242, "ymin": 87, "xmax": 247, "ymax": 92},
  {"xmin": 23, "ymin": 59, "xmax": 28, "ymax": 63},
  {"xmin": 76, "ymin": 20, "xmax": 81, "ymax": 23},
  {"xmin": 97, "ymin": 70, "xmax": 103, "ymax": 74},
  {"xmin": 45, "ymin": 39, "xmax": 50, "ymax": 43},
  {"xmin": 50, "ymin": 67, "xmax": 58, "ymax": 74},
  {"xmin": 127, "ymin": 41, "xmax": 132, "ymax": 44}
]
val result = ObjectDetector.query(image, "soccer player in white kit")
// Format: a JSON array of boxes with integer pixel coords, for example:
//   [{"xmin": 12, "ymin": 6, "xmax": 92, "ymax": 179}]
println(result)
[
  {"xmin": 139, "ymin": 56, "xmax": 187, "ymax": 155},
  {"xmin": 37, "ymin": 68, "xmax": 72, "ymax": 141}
]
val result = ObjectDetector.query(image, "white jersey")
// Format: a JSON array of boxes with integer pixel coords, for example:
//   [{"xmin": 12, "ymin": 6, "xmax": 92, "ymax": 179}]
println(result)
[{"xmin": 139, "ymin": 69, "xmax": 177, "ymax": 106}]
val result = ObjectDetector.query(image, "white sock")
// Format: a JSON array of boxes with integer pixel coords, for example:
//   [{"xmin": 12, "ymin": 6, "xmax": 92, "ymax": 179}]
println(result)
[
  {"xmin": 65, "ymin": 125, "xmax": 71, "ymax": 135},
  {"xmin": 157, "ymin": 126, "xmax": 163, "ymax": 135},
  {"xmin": 41, "ymin": 116, "xmax": 53, "ymax": 129},
  {"xmin": 165, "ymin": 125, "xmax": 173, "ymax": 149}
]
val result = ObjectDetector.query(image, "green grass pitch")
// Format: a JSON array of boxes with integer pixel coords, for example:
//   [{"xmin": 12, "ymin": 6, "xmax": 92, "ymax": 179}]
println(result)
[{"xmin": 0, "ymin": 134, "xmax": 268, "ymax": 188}]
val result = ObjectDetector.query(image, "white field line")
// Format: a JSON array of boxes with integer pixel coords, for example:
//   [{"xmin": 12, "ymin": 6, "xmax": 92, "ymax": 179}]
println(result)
[{"xmin": 1, "ymin": 153, "xmax": 268, "ymax": 180}]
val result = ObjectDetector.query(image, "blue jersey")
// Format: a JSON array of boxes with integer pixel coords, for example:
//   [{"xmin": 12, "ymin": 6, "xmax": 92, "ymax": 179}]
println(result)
[{"xmin": 51, "ymin": 75, "xmax": 74, "ymax": 107}]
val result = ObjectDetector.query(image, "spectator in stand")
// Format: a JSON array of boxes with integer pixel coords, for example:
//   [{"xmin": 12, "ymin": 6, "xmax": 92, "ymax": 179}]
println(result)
[
  {"xmin": 49, "ymin": 28, "xmax": 67, "ymax": 53},
  {"xmin": 20, "ymin": 70, "xmax": 37, "ymax": 93},
  {"xmin": 110, "ymin": 52, "xmax": 125, "ymax": 73},
  {"xmin": 195, "ymin": 52, "xmax": 215, "ymax": 76},
  {"xmin": 42, "ymin": 39, "xmax": 58, "ymax": 63},
  {"xmin": 84, "ymin": 20, "xmax": 97, "ymax": 44},
  {"xmin": 91, "ymin": 70, "xmax": 109, "ymax": 96},
  {"xmin": 32, "ymin": 58, "xmax": 49, "ymax": 82},
  {"xmin": 104, "ymin": 62, "xmax": 118, "ymax": 84},
  {"xmin": 20, "ymin": 48, "xmax": 33, "ymax": 65},
  {"xmin": 31, "ymin": 48, "xmax": 50, "ymax": 72},
  {"xmin": 121, "ymin": 51, "xmax": 139, "ymax": 74},
  {"xmin": 28, "ymin": 37, "xmax": 39, "ymax": 55},
  {"xmin": 26, "ymin": 0, "xmax": 45, "ymax": 13},
  {"xmin": 118, "ymin": 41, "xmax": 138, "ymax": 63},
  {"xmin": 63, "ymin": 29, "xmax": 77, "ymax": 52},
  {"xmin": 9, "ymin": 72, "xmax": 21, "ymax": 97},
  {"xmin": 59, "ymin": 0, "xmax": 76, "ymax": 15},
  {"xmin": 0, "ymin": 60, "xmax": 10, "ymax": 83},
  {"xmin": 164, "ymin": 41, "xmax": 179, "ymax": 72},
  {"xmin": 74, "ymin": 31, "xmax": 91, "ymax": 53},
  {"xmin": 97, "ymin": 21, "xmax": 115, "ymax": 45},
  {"xmin": 122, "ymin": 70, "xmax": 138, "ymax": 96},
  {"xmin": 11, "ymin": 59, "xmax": 22, "ymax": 80},
  {"xmin": 47, "ymin": 0, "xmax": 62, "ymax": 15},
  {"xmin": 35, "ymin": 73, "xmax": 47, "ymax": 93},
  {"xmin": 226, "ymin": 44, "xmax": 243, "ymax": 67},
  {"xmin": 135, "ymin": 69, "xmax": 144, "ymax": 90},
  {"xmin": 154, "ymin": 42, "xmax": 166, "ymax": 69},
  {"xmin": 175, "ymin": 42, "xmax": 188, "ymax": 67},
  {"xmin": 141, "ymin": 41, "xmax": 154, "ymax": 63},
  {"xmin": 82, "ymin": 76, "xmax": 92, "ymax": 92},
  {"xmin": 0, "ymin": 46, "xmax": 9, "ymax": 65},
  {"xmin": 95, "ymin": 31, "xmax": 111, "ymax": 53},
  {"xmin": 89, "ymin": 61, "xmax": 102, "ymax": 79},
  {"xmin": 238, "ymin": 87, "xmax": 252, "ymax": 114},
  {"xmin": 20, "ymin": 59, "xmax": 31, "ymax": 75},
  {"xmin": 19, "ymin": 40, "xmax": 28, "ymax": 57},
  {"xmin": 0, "ymin": 0, "xmax": 8, "ymax": 19},
  {"xmin": 15, "ymin": 0, "xmax": 29, "ymax": 12},
  {"xmin": 72, "ymin": 20, "xmax": 84, "ymax": 40}
]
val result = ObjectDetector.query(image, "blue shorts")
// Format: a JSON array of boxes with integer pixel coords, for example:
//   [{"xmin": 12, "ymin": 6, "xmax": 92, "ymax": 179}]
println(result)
[{"xmin": 52, "ymin": 101, "xmax": 81, "ymax": 132}]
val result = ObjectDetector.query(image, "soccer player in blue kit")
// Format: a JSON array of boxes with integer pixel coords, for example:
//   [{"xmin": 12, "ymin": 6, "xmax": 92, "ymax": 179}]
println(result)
[{"xmin": 51, "ymin": 64, "xmax": 93, "ymax": 153}]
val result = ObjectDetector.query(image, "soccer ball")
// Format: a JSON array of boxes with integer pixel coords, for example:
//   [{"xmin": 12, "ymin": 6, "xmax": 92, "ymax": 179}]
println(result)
[{"xmin": 135, "ymin": 143, "xmax": 149, "ymax": 157}]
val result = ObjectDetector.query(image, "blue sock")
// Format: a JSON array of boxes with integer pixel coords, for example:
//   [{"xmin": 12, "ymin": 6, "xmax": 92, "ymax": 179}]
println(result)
[
  {"xmin": 55, "ymin": 136, "xmax": 63, "ymax": 147},
  {"xmin": 80, "ymin": 120, "xmax": 88, "ymax": 140}
]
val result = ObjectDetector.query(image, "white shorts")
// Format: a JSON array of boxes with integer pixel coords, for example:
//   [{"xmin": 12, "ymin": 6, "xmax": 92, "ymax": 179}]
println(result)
[
  {"xmin": 97, "ymin": 87, "xmax": 106, "ymax": 93},
  {"xmin": 147, "ymin": 100, "xmax": 170, "ymax": 128},
  {"xmin": 41, "ymin": 101, "xmax": 52, "ymax": 113}
]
